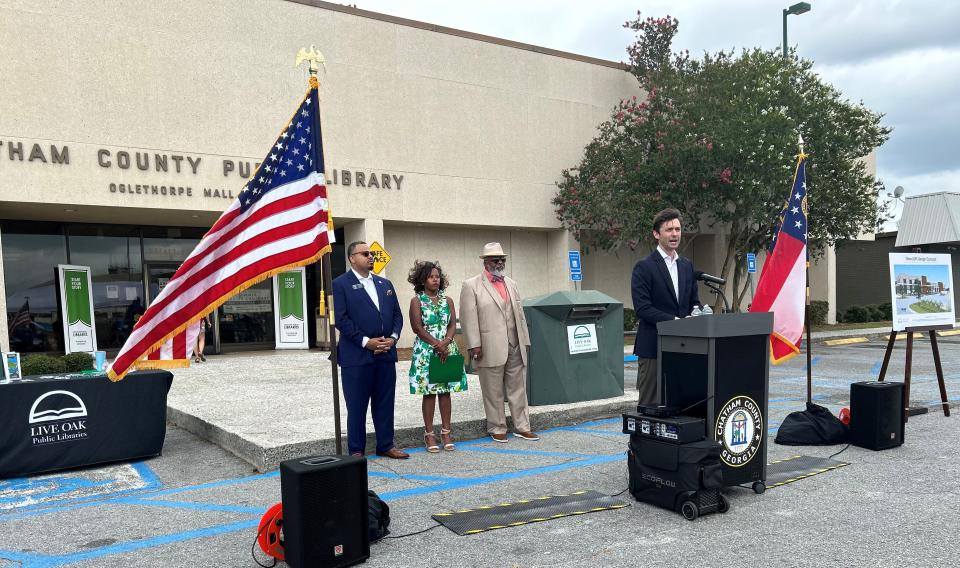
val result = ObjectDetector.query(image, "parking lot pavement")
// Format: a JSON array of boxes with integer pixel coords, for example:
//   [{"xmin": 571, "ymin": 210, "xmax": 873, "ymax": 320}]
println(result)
[{"xmin": 1, "ymin": 338, "xmax": 957, "ymax": 567}]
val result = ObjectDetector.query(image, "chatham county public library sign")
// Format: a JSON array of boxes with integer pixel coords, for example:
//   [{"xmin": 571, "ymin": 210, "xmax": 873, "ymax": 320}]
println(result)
[{"xmin": 0, "ymin": 137, "xmax": 405, "ymax": 201}]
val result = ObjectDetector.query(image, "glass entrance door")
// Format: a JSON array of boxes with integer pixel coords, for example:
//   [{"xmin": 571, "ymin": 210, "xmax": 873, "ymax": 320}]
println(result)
[
  {"xmin": 217, "ymin": 279, "xmax": 275, "ymax": 349},
  {"xmin": 145, "ymin": 264, "xmax": 179, "ymax": 305}
]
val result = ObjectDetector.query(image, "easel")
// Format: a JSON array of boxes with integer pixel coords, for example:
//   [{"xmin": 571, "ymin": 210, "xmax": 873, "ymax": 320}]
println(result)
[{"xmin": 877, "ymin": 324, "xmax": 951, "ymax": 421}]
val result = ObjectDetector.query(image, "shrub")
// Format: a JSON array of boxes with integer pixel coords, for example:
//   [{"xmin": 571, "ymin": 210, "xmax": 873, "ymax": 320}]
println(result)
[
  {"xmin": 843, "ymin": 305, "xmax": 870, "ymax": 323},
  {"xmin": 21, "ymin": 354, "xmax": 68, "ymax": 376},
  {"xmin": 841, "ymin": 303, "xmax": 893, "ymax": 323},
  {"xmin": 809, "ymin": 301, "xmax": 829, "ymax": 326},
  {"xmin": 623, "ymin": 308, "xmax": 638, "ymax": 331},
  {"xmin": 62, "ymin": 352, "xmax": 94, "ymax": 372},
  {"xmin": 877, "ymin": 302, "xmax": 892, "ymax": 320}
]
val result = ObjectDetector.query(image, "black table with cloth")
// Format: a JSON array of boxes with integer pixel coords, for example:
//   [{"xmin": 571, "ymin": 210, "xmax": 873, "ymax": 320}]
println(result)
[{"xmin": 0, "ymin": 370, "xmax": 172, "ymax": 478}]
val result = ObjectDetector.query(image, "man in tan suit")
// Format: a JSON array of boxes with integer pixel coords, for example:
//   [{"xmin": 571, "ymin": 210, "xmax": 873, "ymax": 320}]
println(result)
[{"xmin": 459, "ymin": 242, "xmax": 539, "ymax": 442}]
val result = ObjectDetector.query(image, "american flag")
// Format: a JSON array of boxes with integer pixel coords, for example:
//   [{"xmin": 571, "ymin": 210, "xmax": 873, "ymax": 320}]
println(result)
[
  {"xmin": 135, "ymin": 321, "xmax": 203, "ymax": 370},
  {"xmin": 750, "ymin": 154, "xmax": 808, "ymax": 364},
  {"xmin": 108, "ymin": 79, "xmax": 335, "ymax": 381},
  {"xmin": 7, "ymin": 299, "xmax": 32, "ymax": 334}
]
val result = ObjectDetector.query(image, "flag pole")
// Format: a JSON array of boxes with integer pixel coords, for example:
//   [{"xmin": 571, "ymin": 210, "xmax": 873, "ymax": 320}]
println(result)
[
  {"xmin": 805, "ymin": 276, "xmax": 812, "ymax": 403},
  {"xmin": 800, "ymin": 135, "xmax": 812, "ymax": 404},
  {"xmin": 299, "ymin": 47, "xmax": 343, "ymax": 455}
]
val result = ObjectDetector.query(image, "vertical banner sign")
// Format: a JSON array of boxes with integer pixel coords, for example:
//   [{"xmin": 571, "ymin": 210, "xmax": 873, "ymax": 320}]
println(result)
[
  {"xmin": 273, "ymin": 267, "xmax": 309, "ymax": 349},
  {"xmin": 57, "ymin": 265, "xmax": 97, "ymax": 354}
]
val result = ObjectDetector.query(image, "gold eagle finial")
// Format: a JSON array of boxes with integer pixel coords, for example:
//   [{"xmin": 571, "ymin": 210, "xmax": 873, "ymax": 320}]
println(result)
[{"xmin": 295, "ymin": 45, "xmax": 326, "ymax": 75}]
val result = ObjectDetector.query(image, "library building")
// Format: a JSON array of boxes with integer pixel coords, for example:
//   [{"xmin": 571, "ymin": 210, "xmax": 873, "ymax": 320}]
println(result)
[{"xmin": 0, "ymin": 1, "xmax": 838, "ymax": 355}]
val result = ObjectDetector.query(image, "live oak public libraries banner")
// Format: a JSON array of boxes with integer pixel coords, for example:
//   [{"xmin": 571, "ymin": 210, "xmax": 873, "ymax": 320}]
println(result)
[
  {"xmin": 57, "ymin": 265, "xmax": 98, "ymax": 354},
  {"xmin": 273, "ymin": 268, "xmax": 309, "ymax": 349}
]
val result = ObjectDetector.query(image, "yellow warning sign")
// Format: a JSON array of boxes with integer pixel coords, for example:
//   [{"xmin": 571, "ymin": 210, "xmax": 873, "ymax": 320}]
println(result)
[{"xmin": 369, "ymin": 241, "xmax": 391, "ymax": 274}]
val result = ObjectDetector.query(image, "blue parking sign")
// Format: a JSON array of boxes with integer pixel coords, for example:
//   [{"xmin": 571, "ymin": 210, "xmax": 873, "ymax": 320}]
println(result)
[
  {"xmin": 746, "ymin": 253, "xmax": 757, "ymax": 274},
  {"xmin": 570, "ymin": 272, "xmax": 583, "ymax": 282},
  {"xmin": 568, "ymin": 250, "xmax": 581, "ymax": 273}
]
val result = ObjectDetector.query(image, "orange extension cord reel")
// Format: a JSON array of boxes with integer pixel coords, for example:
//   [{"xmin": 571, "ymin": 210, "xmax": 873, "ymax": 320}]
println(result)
[{"xmin": 257, "ymin": 502, "xmax": 285, "ymax": 561}]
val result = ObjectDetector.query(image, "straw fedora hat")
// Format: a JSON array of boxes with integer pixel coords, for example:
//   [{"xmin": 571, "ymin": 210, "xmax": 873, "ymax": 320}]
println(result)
[{"xmin": 479, "ymin": 242, "xmax": 507, "ymax": 258}]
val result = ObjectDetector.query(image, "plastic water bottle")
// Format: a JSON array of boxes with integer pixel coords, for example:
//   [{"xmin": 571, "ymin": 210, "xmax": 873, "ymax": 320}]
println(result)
[
  {"xmin": 701, "ymin": 304, "xmax": 713, "ymax": 315},
  {"xmin": 690, "ymin": 305, "xmax": 702, "ymax": 317}
]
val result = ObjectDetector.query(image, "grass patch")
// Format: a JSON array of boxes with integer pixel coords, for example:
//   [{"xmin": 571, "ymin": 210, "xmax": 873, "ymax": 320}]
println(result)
[
  {"xmin": 909, "ymin": 300, "xmax": 949, "ymax": 314},
  {"xmin": 812, "ymin": 321, "xmax": 891, "ymax": 331}
]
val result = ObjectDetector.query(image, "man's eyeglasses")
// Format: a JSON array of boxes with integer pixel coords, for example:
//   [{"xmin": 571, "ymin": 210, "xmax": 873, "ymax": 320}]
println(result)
[
  {"xmin": 486, "ymin": 257, "xmax": 507, "ymax": 263},
  {"xmin": 351, "ymin": 251, "xmax": 372, "ymax": 257}
]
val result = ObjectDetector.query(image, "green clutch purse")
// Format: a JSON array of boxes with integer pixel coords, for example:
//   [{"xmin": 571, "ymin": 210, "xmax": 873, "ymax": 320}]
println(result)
[{"xmin": 428, "ymin": 353, "xmax": 465, "ymax": 384}]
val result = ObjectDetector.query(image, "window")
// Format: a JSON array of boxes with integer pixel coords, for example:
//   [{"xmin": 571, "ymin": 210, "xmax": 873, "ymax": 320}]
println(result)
[
  {"xmin": 2, "ymin": 222, "xmax": 68, "ymax": 353},
  {"xmin": 67, "ymin": 225, "xmax": 143, "ymax": 349}
]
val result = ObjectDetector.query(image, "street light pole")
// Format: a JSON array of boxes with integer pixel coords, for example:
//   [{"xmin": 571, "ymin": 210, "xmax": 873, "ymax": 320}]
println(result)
[{"xmin": 782, "ymin": 2, "xmax": 812, "ymax": 58}]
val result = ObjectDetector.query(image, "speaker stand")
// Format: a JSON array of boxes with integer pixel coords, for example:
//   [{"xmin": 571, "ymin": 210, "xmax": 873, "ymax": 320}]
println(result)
[{"xmin": 877, "ymin": 324, "xmax": 951, "ymax": 422}]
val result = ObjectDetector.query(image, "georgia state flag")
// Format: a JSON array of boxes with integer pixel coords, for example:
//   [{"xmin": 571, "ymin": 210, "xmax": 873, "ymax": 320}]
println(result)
[{"xmin": 750, "ymin": 155, "xmax": 808, "ymax": 364}]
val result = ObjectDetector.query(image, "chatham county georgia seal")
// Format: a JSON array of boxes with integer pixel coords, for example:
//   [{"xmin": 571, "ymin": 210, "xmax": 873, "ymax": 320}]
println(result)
[{"xmin": 715, "ymin": 395, "xmax": 763, "ymax": 467}]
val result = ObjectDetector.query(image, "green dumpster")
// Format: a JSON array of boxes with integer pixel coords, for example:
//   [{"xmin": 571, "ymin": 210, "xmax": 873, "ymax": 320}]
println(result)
[{"xmin": 522, "ymin": 290, "xmax": 624, "ymax": 405}]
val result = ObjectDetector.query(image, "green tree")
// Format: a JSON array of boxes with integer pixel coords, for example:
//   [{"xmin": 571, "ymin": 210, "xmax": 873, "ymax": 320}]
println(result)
[{"xmin": 553, "ymin": 14, "xmax": 891, "ymax": 310}]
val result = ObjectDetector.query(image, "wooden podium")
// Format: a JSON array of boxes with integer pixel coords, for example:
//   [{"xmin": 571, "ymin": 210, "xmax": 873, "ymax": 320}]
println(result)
[{"xmin": 657, "ymin": 313, "xmax": 773, "ymax": 493}]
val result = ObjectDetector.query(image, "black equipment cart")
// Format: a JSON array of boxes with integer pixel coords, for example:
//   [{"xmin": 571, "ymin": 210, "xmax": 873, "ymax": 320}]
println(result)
[{"xmin": 656, "ymin": 313, "xmax": 773, "ymax": 494}]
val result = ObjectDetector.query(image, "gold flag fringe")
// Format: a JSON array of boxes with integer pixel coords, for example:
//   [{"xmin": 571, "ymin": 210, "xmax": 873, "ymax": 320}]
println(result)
[
  {"xmin": 134, "ymin": 359, "xmax": 191, "ymax": 370},
  {"xmin": 770, "ymin": 330, "xmax": 801, "ymax": 365}
]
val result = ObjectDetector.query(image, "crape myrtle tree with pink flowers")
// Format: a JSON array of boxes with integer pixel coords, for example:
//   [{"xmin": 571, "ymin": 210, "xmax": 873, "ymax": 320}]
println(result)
[{"xmin": 553, "ymin": 14, "xmax": 891, "ymax": 311}]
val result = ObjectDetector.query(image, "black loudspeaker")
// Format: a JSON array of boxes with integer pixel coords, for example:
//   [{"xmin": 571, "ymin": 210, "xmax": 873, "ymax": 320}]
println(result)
[
  {"xmin": 280, "ymin": 455, "xmax": 369, "ymax": 568},
  {"xmin": 850, "ymin": 381, "xmax": 905, "ymax": 450}
]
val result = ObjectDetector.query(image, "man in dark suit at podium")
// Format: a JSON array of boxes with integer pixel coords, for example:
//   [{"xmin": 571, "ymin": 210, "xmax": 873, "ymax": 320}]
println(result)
[
  {"xmin": 333, "ymin": 241, "xmax": 409, "ymax": 459},
  {"xmin": 631, "ymin": 208, "xmax": 700, "ymax": 405}
]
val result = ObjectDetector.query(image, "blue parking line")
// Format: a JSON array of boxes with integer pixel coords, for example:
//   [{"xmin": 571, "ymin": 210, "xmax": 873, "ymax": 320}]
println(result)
[
  {"xmin": 116, "ymin": 498, "xmax": 265, "ymax": 514},
  {"xmin": 21, "ymin": 519, "xmax": 261, "ymax": 568},
  {"xmin": 463, "ymin": 447, "xmax": 589, "ymax": 459},
  {"xmin": 1, "ymin": 469, "xmax": 277, "ymax": 522},
  {"xmin": 144, "ymin": 470, "xmax": 279, "ymax": 499},
  {"xmin": 559, "ymin": 427, "xmax": 622, "ymax": 436},
  {"xmin": 379, "ymin": 453, "xmax": 624, "ymax": 502},
  {"xmin": 1, "ymin": 461, "xmax": 164, "ymax": 520},
  {"xmin": 368, "ymin": 471, "xmax": 454, "ymax": 482},
  {"xmin": 132, "ymin": 460, "xmax": 161, "ymax": 489}
]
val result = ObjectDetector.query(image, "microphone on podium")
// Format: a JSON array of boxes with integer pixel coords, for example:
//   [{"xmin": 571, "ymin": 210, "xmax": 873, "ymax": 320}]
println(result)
[{"xmin": 695, "ymin": 271, "xmax": 726, "ymax": 286}]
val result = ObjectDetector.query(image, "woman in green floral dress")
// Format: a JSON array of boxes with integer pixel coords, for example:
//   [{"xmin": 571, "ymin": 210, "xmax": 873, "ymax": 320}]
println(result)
[{"xmin": 407, "ymin": 260, "xmax": 468, "ymax": 452}]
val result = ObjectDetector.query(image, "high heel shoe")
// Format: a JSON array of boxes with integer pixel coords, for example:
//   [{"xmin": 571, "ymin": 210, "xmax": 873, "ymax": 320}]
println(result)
[
  {"xmin": 440, "ymin": 428, "xmax": 455, "ymax": 451},
  {"xmin": 424, "ymin": 431, "xmax": 440, "ymax": 453}
]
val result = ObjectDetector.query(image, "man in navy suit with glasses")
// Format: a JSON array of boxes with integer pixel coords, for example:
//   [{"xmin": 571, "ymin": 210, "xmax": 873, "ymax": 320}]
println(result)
[
  {"xmin": 631, "ymin": 208, "xmax": 701, "ymax": 406},
  {"xmin": 333, "ymin": 241, "xmax": 409, "ymax": 459}
]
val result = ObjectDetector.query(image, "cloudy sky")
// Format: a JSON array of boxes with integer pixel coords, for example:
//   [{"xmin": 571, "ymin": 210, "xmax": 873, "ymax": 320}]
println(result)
[{"xmin": 357, "ymin": 0, "xmax": 959, "ymax": 223}]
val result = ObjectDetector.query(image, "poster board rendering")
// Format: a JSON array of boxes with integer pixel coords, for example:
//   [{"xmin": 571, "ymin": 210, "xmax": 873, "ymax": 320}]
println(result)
[{"xmin": 889, "ymin": 253, "xmax": 955, "ymax": 331}]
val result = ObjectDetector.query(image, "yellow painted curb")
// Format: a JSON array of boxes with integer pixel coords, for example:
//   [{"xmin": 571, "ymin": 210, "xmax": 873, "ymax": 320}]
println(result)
[
  {"xmin": 937, "ymin": 329, "xmax": 960, "ymax": 337},
  {"xmin": 884, "ymin": 333, "xmax": 928, "ymax": 341},
  {"xmin": 823, "ymin": 337, "xmax": 869, "ymax": 346}
]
